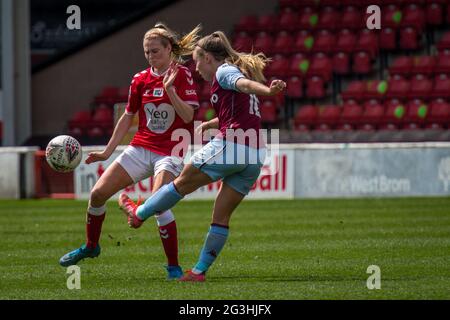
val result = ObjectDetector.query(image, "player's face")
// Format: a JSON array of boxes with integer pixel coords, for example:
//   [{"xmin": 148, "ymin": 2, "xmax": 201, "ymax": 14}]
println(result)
[
  {"xmin": 143, "ymin": 38, "xmax": 172, "ymax": 71},
  {"xmin": 193, "ymin": 47, "xmax": 213, "ymax": 82}
]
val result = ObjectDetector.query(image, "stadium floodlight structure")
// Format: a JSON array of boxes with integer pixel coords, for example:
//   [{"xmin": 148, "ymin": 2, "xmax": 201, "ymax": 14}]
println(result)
[{"xmin": 1, "ymin": 0, "xmax": 31, "ymax": 146}]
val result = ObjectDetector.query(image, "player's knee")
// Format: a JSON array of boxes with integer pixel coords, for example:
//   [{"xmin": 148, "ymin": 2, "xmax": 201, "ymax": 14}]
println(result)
[{"xmin": 90, "ymin": 187, "xmax": 108, "ymax": 205}]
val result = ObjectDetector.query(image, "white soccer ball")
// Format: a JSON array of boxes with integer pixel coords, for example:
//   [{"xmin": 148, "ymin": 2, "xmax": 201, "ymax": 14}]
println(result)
[{"xmin": 45, "ymin": 135, "xmax": 82, "ymax": 173}]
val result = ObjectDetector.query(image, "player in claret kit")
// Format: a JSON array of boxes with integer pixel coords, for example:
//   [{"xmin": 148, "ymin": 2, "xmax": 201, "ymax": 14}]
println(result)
[
  {"xmin": 59, "ymin": 23, "xmax": 201, "ymax": 280},
  {"xmin": 119, "ymin": 31, "xmax": 286, "ymax": 281}
]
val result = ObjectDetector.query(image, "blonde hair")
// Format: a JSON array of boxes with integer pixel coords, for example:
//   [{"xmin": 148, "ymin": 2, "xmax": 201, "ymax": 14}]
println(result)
[
  {"xmin": 144, "ymin": 23, "xmax": 202, "ymax": 63},
  {"xmin": 197, "ymin": 31, "xmax": 270, "ymax": 83}
]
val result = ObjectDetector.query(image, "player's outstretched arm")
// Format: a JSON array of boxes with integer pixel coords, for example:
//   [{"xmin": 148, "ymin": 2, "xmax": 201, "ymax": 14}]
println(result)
[
  {"xmin": 85, "ymin": 113, "xmax": 134, "ymax": 164},
  {"xmin": 236, "ymin": 78, "xmax": 286, "ymax": 96}
]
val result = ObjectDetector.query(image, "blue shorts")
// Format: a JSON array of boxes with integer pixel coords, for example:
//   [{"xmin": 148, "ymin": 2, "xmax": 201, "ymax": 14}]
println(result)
[{"xmin": 190, "ymin": 138, "xmax": 266, "ymax": 195}]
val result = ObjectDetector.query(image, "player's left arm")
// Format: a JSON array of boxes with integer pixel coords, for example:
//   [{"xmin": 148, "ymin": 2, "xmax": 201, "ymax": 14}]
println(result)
[
  {"xmin": 236, "ymin": 78, "xmax": 286, "ymax": 96},
  {"xmin": 163, "ymin": 64, "xmax": 197, "ymax": 123}
]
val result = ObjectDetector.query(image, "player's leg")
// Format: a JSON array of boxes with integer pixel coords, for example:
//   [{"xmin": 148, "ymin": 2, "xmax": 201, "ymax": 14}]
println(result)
[
  {"xmin": 125, "ymin": 139, "xmax": 226, "ymax": 224},
  {"xmin": 180, "ymin": 182, "xmax": 244, "ymax": 282},
  {"xmin": 59, "ymin": 161, "xmax": 134, "ymax": 266},
  {"xmin": 152, "ymin": 169, "xmax": 183, "ymax": 279},
  {"xmin": 122, "ymin": 164, "xmax": 214, "ymax": 225}
]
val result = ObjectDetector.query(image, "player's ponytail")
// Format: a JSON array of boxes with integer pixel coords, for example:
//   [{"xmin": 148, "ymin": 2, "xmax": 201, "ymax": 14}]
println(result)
[
  {"xmin": 144, "ymin": 23, "xmax": 201, "ymax": 63},
  {"xmin": 197, "ymin": 31, "xmax": 270, "ymax": 83}
]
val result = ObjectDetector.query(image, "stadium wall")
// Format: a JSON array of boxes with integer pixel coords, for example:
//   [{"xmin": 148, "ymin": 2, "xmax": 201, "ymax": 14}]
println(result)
[
  {"xmin": 4, "ymin": 143, "xmax": 449, "ymax": 199},
  {"xmin": 31, "ymin": 0, "xmax": 278, "ymax": 136}
]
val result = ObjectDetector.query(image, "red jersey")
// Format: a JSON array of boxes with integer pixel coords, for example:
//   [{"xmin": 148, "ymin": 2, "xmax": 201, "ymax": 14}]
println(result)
[{"xmin": 125, "ymin": 65, "xmax": 199, "ymax": 156}]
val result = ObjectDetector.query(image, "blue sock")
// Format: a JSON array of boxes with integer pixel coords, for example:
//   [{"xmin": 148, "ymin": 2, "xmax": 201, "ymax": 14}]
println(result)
[
  {"xmin": 136, "ymin": 182, "xmax": 183, "ymax": 221},
  {"xmin": 192, "ymin": 224, "xmax": 229, "ymax": 274}
]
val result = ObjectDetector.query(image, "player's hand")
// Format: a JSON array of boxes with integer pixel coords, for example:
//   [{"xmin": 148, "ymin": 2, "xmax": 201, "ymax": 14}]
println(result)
[
  {"xmin": 269, "ymin": 79, "xmax": 286, "ymax": 95},
  {"xmin": 195, "ymin": 122, "xmax": 210, "ymax": 135},
  {"xmin": 85, "ymin": 151, "xmax": 111, "ymax": 164},
  {"xmin": 163, "ymin": 63, "xmax": 179, "ymax": 91}
]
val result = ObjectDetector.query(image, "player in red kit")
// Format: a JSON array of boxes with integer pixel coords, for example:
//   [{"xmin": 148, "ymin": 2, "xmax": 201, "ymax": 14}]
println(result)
[
  {"xmin": 119, "ymin": 31, "xmax": 286, "ymax": 281},
  {"xmin": 60, "ymin": 23, "xmax": 201, "ymax": 280}
]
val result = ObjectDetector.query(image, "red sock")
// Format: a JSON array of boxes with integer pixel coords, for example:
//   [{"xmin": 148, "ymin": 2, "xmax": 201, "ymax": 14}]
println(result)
[
  {"xmin": 158, "ymin": 220, "xmax": 179, "ymax": 266},
  {"xmin": 86, "ymin": 212, "xmax": 105, "ymax": 249}
]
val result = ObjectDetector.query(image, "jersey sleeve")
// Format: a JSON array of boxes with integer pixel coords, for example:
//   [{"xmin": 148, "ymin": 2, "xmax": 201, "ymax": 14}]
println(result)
[
  {"xmin": 216, "ymin": 64, "xmax": 245, "ymax": 91},
  {"xmin": 125, "ymin": 74, "xmax": 143, "ymax": 115},
  {"xmin": 175, "ymin": 66, "xmax": 200, "ymax": 109}
]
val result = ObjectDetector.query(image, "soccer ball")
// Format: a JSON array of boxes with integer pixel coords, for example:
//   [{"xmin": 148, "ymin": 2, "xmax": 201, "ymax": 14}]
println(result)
[{"xmin": 45, "ymin": 135, "xmax": 82, "ymax": 173}]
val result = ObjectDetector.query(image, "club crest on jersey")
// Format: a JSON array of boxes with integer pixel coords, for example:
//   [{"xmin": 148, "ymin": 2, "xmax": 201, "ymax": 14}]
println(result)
[{"xmin": 153, "ymin": 88, "xmax": 164, "ymax": 97}]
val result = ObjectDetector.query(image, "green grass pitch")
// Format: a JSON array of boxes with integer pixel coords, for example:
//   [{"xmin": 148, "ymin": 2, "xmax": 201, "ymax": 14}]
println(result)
[{"xmin": 0, "ymin": 198, "xmax": 449, "ymax": 299}]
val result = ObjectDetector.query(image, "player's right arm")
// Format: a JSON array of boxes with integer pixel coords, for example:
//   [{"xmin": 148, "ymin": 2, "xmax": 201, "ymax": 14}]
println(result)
[
  {"xmin": 86, "ymin": 73, "xmax": 142, "ymax": 164},
  {"xmin": 195, "ymin": 117, "xmax": 219, "ymax": 135},
  {"xmin": 85, "ymin": 113, "xmax": 135, "ymax": 164}
]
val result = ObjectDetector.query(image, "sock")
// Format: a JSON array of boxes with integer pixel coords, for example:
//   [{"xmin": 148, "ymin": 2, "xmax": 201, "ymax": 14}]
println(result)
[
  {"xmin": 136, "ymin": 182, "xmax": 183, "ymax": 221},
  {"xmin": 155, "ymin": 210, "xmax": 179, "ymax": 266},
  {"xmin": 192, "ymin": 224, "xmax": 229, "ymax": 274},
  {"xmin": 86, "ymin": 204, "xmax": 106, "ymax": 249}
]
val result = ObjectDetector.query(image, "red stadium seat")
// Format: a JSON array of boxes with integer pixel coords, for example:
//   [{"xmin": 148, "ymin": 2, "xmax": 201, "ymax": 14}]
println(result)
[
  {"xmin": 434, "ymin": 52, "xmax": 450, "ymax": 74},
  {"xmin": 379, "ymin": 28, "xmax": 397, "ymax": 50},
  {"xmin": 288, "ymin": 53, "xmax": 310, "ymax": 77},
  {"xmin": 317, "ymin": 6, "xmax": 338, "ymax": 30},
  {"xmin": 382, "ymin": 5, "xmax": 403, "ymax": 29},
  {"xmin": 341, "ymin": 6, "xmax": 362, "ymax": 30},
  {"xmin": 402, "ymin": 4, "xmax": 425, "ymax": 32},
  {"xmin": 426, "ymin": 2, "xmax": 444, "ymax": 26},
  {"xmin": 299, "ymin": 7, "xmax": 319, "ymax": 30},
  {"xmin": 432, "ymin": 74, "xmax": 450, "ymax": 99},
  {"xmin": 92, "ymin": 105, "xmax": 113, "ymax": 131},
  {"xmin": 381, "ymin": 101, "xmax": 407, "ymax": 130},
  {"xmin": 359, "ymin": 101, "xmax": 385, "ymax": 130},
  {"xmin": 260, "ymin": 100, "xmax": 278, "ymax": 124},
  {"xmin": 334, "ymin": 29, "xmax": 357, "ymax": 54},
  {"xmin": 87, "ymin": 126, "xmax": 105, "ymax": 138},
  {"xmin": 293, "ymin": 31, "xmax": 314, "ymax": 54},
  {"xmin": 332, "ymin": 52, "xmax": 351, "ymax": 75},
  {"xmin": 341, "ymin": 80, "xmax": 366, "ymax": 101},
  {"xmin": 195, "ymin": 102, "xmax": 216, "ymax": 122},
  {"xmin": 412, "ymin": 55, "xmax": 436, "ymax": 76},
  {"xmin": 408, "ymin": 74, "xmax": 433, "ymax": 99},
  {"xmin": 294, "ymin": 105, "xmax": 318, "ymax": 131},
  {"xmin": 403, "ymin": 99, "xmax": 428, "ymax": 129},
  {"xmin": 278, "ymin": 0, "xmax": 298, "ymax": 10},
  {"xmin": 273, "ymin": 31, "xmax": 294, "ymax": 55},
  {"xmin": 338, "ymin": 102, "xmax": 363, "ymax": 129},
  {"xmin": 306, "ymin": 76, "xmax": 326, "ymax": 99},
  {"xmin": 352, "ymin": 51, "xmax": 372, "ymax": 75},
  {"xmin": 307, "ymin": 53, "xmax": 332, "ymax": 82},
  {"xmin": 265, "ymin": 54, "xmax": 289, "ymax": 78},
  {"xmin": 277, "ymin": 8, "xmax": 298, "ymax": 32},
  {"xmin": 316, "ymin": 105, "xmax": 341, "ymax": 130},
  {"xmin": 312, "ymin": 30, "xmax": 336, "ymax": 54},
  {"xmin": 389, "ymin": 56, "xmax": 413, "ymax": 76},
  {"xmin": 68, "ymin": 110, "xmax": 92, "ymax": 135},
  {"xmin": 256, "ymin": 14, "xmax": 277, "ymax": 33},
  {"xmin": 399, "ymin": 27, "xmax": 421, "ymax": 50},
  {"xmin": 253, "ymin": 32, "xmax": 273, "ymax": 56},
  {"xmin": 355, "ymin": 29, "xmax": 379, "ymax": 59},
  {"xmin": 117, "ymin": 86, "xmax": 129, "ymax": 102},
  {"xmin": 232, "ymin": 32, "xmax": 253, "ymax": 53},
  {"xmin": 387, "ymin": 77, "xmax": 410, "ymax": 99},
  {"xmin": 426, "ymin": 99, "xmax": 450, "ymax": 129},
  {"xmin": 286, "ymin": 76, "xmax": 303, "ymax": 98},
  {"xmin": 365, "ymin": 80, "xmax": 388, "ymax": 100}
]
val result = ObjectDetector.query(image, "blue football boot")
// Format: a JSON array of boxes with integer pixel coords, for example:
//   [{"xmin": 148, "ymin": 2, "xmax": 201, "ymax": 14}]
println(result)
[
  {"xmin": 165, "ymin": 265, "xmax": 183, "ymax": 280},
  {"xmin": 59, "ymin": 244, "xmax": 101, "ymax": 267}
]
